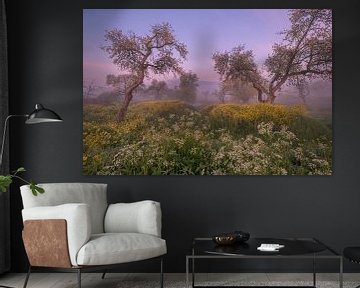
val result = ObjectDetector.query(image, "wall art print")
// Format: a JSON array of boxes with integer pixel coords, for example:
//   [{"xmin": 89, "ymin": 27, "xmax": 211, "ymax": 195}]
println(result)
[{"xmin": 83, "ymin": 9, "xmax": 332, "ymax": 176}]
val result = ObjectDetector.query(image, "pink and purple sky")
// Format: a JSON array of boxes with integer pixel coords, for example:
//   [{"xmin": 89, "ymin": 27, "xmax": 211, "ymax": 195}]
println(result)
[{"xmin": 83, "ymin": 9, "xmax": 290, "ymax": 86}]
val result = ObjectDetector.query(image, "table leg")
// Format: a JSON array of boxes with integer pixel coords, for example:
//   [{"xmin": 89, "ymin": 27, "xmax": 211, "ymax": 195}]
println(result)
[
  {"xmin": 339, "ymin": 257, "xmax": 343, "ymax": 288},
  {"xmin": 313, "ymin": 254, "xmax": 316, "ymax": 287},
  {"xmin": 186, "ymin": 257, "xmax": 189, "ymax": 288},
  {"xmin": 192, "ymin": 257, "xmax": 195, "ymax": 288}
]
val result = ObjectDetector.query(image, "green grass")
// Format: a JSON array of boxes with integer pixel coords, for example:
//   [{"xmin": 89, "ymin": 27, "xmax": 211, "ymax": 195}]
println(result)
[{"xmin": 83, "ymin": 100, "xmax": 332, "ymax": 176}]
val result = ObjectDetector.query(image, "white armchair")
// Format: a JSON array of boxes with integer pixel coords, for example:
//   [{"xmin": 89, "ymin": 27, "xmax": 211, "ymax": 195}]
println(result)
[{"xmin": 20, "ymin": 183, "xmax": 166, "ymax": 288}]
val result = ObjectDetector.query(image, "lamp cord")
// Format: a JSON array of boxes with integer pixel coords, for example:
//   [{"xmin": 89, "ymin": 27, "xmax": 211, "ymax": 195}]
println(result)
[{"xmin": 0, "ymin": 114, "xmax": 28, "ymax": 169}]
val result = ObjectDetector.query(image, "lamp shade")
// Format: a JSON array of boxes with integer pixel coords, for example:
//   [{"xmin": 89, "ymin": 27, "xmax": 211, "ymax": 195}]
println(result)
[{"xmin": 25, "ymin": 104, "xmax": 63, "ymax": 124}]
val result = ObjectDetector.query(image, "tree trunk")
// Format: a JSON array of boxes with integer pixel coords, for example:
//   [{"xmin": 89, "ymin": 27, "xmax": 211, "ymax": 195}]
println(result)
[
  {"xmin": 252, "ymin": 84, "xmax": 266, "ymax": 103},
  {"xmin": 255, "ymin": 88, "xmax": 265, "ymax": 103},
  {"xmin": 117, "ymin": 92, "xmax": 133, "ymax": 122},
  {"xmin": 267, "ymin": 86, "xmax": 277, "ymax": 104},
  {"xmin": 268, "ymin": 91, "xmax": 276, "ymax": 104},
  {"xmin": 116, "ymin": 71, "xmax": 144, "ymax": 122}
]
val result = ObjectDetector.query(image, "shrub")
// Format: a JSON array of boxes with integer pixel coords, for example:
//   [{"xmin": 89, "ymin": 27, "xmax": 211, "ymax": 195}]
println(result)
[{"xmin": 204, "ymin": 103, "xmax": 330, "ymax": 139}]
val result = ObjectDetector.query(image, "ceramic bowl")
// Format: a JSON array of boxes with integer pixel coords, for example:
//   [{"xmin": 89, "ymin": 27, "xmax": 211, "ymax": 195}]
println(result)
[{"xmin": 212, "ymin": 233, "xmax": 238, "ymax": 245}]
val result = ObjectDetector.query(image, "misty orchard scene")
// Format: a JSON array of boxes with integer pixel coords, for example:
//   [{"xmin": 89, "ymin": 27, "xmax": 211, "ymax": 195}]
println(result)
[{"xmin": 83, "ymin": 9, "xmax": 332, "ymax": 175}]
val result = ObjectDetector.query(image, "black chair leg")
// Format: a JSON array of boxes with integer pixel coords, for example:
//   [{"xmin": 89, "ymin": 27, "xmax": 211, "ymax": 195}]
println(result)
[
  {"xmin": 22, "ymin": 266, "xmax": 31, "ymax": 288},
  {"xmin": 160, "ymin": 257, "xmax": 164, "ymax": 288},
  {"xmin": 101, "ymin": 270, "xmax": 107, "ymax": 279},
  {"xmin": 77, "ymin": 268, "xmax": 81, "ymax": 288}
]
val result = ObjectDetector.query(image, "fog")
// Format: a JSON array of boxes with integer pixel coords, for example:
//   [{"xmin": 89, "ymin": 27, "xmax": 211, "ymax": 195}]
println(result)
[{"xmin": 84, "ymin": 78, "xmax": 332, "ymax": 118}]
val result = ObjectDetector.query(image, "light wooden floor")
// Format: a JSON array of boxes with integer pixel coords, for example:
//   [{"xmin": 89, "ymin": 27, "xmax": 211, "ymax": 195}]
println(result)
[{"xmin": 0, "ymin": 273, "xmax": 359, "ymax": 288}]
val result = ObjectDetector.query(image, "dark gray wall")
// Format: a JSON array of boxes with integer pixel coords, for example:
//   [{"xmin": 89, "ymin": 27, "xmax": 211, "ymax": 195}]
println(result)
[{"xmin": 5, "ymin": 0, "xmax": 360, "ymax": 273}]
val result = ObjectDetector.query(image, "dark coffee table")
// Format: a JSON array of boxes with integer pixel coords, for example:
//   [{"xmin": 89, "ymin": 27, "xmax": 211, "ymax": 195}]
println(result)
[{"xmin": 186, "ymin": 237, "xmax": 342, "ymax": 288}]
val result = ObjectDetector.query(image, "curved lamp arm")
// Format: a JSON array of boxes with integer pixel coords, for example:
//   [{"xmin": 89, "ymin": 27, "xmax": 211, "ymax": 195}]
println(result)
[
  {"xmin": 0, "ymin": 114, "xmax": 28, "ymax": 168},
  {"xmin": 0, "ymin": 104, "xmax": 63, "ymax": 169}
]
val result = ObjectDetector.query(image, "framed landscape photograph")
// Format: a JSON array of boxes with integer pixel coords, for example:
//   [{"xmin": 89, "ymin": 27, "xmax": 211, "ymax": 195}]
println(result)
[{"xmin": 83, "ymin": 9, "xmax": 332, "ymax": 176}]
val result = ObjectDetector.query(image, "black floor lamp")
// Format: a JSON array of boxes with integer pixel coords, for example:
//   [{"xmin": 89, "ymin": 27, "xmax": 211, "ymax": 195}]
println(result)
[
  {"xmin": 0, "ymin": 103, "xmax": 62, "ymax": 288},
  {"xmin": 0, "ymin": 103, "xmax": 63, "ymax": 167}
]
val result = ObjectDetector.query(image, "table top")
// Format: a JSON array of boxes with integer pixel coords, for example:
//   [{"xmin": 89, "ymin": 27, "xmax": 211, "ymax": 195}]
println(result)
[{"xmin": 190, "ymin": 237, "xmax": 340, "ymax": 258}]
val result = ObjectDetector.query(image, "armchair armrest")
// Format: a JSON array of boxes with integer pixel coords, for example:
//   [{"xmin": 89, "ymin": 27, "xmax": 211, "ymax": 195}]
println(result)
[
  {"xmin": 22, "ymin": 203, "xmax": 91, "ymax": 266},
  {"xmin": 104, "ymin": 200, "xmax": 162, "ymax": 237}
]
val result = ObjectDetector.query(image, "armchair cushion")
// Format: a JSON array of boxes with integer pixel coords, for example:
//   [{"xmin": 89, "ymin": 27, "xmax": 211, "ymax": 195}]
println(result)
[
  {"xmin": 104, "ymin": 200, "xmax": 162, "ymax": 237},
  {"xmin": 22, "ymin": 203, "xmax": 91, "ymax": 266},
  {"xmin": 76, "ymin": 233, "xmax": 166, "ymax": 266},
  {"xmin": 20, "ymin": 183, "xmax": 108, "ymax": 234}
]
